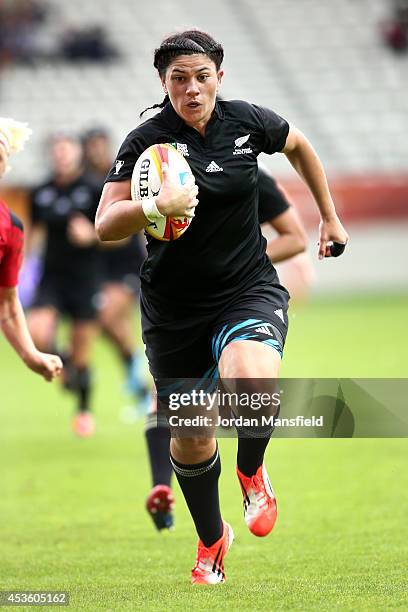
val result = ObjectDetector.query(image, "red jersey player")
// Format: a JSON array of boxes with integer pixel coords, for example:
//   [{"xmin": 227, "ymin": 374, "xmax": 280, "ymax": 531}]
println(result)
[{"xmin": 0, "ymin": 117, "xmax": 62, "ymax": 381}]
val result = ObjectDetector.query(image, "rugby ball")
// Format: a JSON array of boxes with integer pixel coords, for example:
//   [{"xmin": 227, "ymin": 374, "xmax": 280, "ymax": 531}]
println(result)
[{"xmin": 131, "ymin": 143, "xmax": 194, "ymax": 241}]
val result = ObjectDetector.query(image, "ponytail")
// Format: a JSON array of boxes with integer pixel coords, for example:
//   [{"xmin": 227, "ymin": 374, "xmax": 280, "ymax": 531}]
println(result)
[{"xmin": 140, "ymin": 94, "xmax": 169, "ymax": 119}]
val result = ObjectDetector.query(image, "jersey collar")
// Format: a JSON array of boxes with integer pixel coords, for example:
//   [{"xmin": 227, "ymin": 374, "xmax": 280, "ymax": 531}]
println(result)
[{"xmin": 161, "ymin": 101, "xmax": 225, "ymax": 133}]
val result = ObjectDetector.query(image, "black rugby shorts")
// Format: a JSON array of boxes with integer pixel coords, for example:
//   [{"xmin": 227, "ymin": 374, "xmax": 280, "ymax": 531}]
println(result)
[
  {"xmin": 31, "ymin": 271, "xmax": 100, "ymax": 321},
  {"xmin": 141, "ymin": 282, "xmax": 289, "ymax": 383},
  {"xmin": 100, "ymin": 237, "xmax": 146, "ymax": 295}
]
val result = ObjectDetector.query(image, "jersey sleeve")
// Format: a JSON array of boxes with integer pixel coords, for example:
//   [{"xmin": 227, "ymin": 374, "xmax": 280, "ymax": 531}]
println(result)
[
  {"xmin": 105, "ymin": 129, "xmax": 148, "ymax": 183},
  {"xmin": 90, "ymin": 182, "xmax": 103, "ymax": 218},
  {"xmin": 0, "ymin": 213, "xmax": 24, "ymax": 287},
  {"xmin": 254, "ymin": 105, "xmax": 290, "ymax": 154},
  {"xmin": 257, "ymin": 168, "xmax": 290, "ymax": 224}
]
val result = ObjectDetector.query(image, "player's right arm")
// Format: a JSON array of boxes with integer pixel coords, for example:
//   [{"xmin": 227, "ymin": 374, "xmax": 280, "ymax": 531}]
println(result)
[
  {"xmin": 95, "ymin": 164, "xmax": 198, "ymax": 241},
  {"xmin": 0, "ymin": 286, "xmax": 62, "ymax": 381},
  {"xmin": 264, "ymin": 207, "xmax": 307, "ymax": 263},
  {"xmin": 257, "ymin": 168, "xmax": 307, "ymax": 263},
  {"xmin": 95, "ymin": 180, "xmax": 147, "ymax": 241}
]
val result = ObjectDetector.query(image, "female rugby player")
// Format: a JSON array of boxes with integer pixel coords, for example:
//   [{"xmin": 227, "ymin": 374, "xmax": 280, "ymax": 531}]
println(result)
[
  {"xmin": 0, "ymin": 117, "xmax": 62, "ymax": 381},
  {"xmin": 28, "ymin": 133, "xmax": 101, "ymax": 436},
  {"xmin": 95, "ymin": 30, "xmax": 348, "ymax": 584}
]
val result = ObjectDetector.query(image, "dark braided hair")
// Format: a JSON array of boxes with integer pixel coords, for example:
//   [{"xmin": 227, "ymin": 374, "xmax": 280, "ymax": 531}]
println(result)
[{"xmin": 140, "ymin": 29, "xmax": 224, "ymax": 118}]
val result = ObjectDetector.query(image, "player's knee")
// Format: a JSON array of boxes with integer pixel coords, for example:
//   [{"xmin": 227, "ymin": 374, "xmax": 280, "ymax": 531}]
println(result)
[
  {"xmin": 220, "ymin": 341, "xmax": 281, "ymax": 379},
  {"xmin": 171, "ymin": 436, "xmax": 215, "ymax": 460}
]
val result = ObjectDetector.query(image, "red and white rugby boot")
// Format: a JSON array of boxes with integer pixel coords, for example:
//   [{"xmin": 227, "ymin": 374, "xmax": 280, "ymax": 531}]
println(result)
[
  {"xmin": 191, "ymin": 521, "xmax": 234, "ymax": 585},
  {"xmin": 72, "ymin": 412, "xmax": 95, "ymax": 438},
  {"xmin": 146, "ymin": 485, "xmax": 175, "ymax": 531},
  {"xmin": 236, "ymin": 464, "xmax": 277, "ymax": 537}
]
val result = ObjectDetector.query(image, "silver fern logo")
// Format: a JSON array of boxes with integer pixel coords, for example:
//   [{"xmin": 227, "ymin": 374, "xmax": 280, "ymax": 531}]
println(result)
[
  {"xmin": 234, "ymin": 134, "xmax": 250, "ymax": 148},
  {"xmin": 233, "ymin": 134, "xmax": 253, "ymax": 155}
]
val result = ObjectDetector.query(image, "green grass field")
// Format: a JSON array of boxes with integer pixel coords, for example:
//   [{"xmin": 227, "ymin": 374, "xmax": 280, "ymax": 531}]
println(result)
[{"xmin": 1, "ymin": 294, "xmax": 408, "ymax": 611}]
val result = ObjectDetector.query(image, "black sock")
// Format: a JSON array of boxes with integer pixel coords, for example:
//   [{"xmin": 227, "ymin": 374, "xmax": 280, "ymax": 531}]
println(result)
[
  {"xmin": 76, "ymin": 366, "xmax": 92, "ymax": 413},
  {"xmin": 122, "ymin": 352, "xmax": 133, "ymax": 370},
  {"xmin": 236, "ymin": 401, "xmax": 279, "ymax": 477},
  {"xmin": 145, "ymin": 413, "xmax": 172, "ymax": 487},
  {"xmin": 237, "ymin": 436, "xmax": 271, "ymax": 477},
  {"xmin": 170, "ymin": 446, "xmax": 223, "ymax": 547}
]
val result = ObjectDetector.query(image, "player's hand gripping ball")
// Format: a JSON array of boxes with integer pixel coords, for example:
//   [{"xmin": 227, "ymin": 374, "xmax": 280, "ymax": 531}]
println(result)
[{"xmin": 131, "ymin": 143, "xmax": 195, "ymax": 241}]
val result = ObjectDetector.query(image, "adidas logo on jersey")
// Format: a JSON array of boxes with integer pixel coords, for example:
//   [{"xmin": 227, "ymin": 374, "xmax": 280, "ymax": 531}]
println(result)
[
  {"xmin": 114, "ymin": 159, "xmax": 124, "ymax": 175},
  {"xmin": 255, "ymin": 325, "xmax": 274, "ymax": 337},
  {"xmin": 233, "ymin": 134, "xmax": 253, "ymax": 155},
  {"xmin": 206, "ymin": 161, "xmax": 224, "ymax": 172},
  {"xmin": 274, "ymin": 309, "xmax": 285, "ymax": 323}
]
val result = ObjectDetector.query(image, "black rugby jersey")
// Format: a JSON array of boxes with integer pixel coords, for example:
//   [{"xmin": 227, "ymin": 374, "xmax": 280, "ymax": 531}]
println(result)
[
  {"xmin": 83, "ymin": 168, "xmax": 146, "ymax": 278},
  {"xmin": 31, "ymin": 175, "xmax": 101, "ymax": 280},
  {"xmin": 105, "ymin": 100, "xmax": 289, "ymax": 312},
  {"xmin": 257, "ymin": 168, "xmax": 290, "ymax": 225}
]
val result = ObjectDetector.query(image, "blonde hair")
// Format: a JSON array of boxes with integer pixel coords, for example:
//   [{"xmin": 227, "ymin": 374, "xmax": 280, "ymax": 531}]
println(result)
[{"xmin": 0, "ymin": 117, "xmax": 32, "ymax": 156}]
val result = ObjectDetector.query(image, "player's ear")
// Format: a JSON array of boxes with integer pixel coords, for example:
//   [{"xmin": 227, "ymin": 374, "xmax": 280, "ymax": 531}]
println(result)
[
  {"xmin": 216, "ymin": 70, "xmax": 224, "ymax": 91},
  {"xmin": 160, "ymin": 76, "xmax": 167, "ymax": 94}
]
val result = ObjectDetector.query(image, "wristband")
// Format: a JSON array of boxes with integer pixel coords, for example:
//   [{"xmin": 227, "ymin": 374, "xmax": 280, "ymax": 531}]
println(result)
[
  {"xmin": 141, "ymin": 198, "xmax": 165, "ymax": 222},
  {"xmin": 329, "ymin": 242, "xmax": 346, "ymax": 257}
]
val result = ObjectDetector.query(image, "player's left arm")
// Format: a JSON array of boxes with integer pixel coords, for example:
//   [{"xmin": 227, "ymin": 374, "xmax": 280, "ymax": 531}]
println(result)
[
  {"xmin": 68, "ymin": 184, "xmax": 111, "ymax": 248},
  {"xmin": 0, "ymin": 223, "xmax": 62, "ymax": 381},
  {"xmin": 68, "ymin": 212, "xmax": 130, "ymax": 249},
  {"xmin": 282, "ymin": 126, "xmax": 349, "ymax": 259},
  {"xmin": 264, "ymin": 206, "xmax": 307, "ymax": 263},
  {"xmin": 0, "ymin": 286, "xmax": 62, "ymax": 381}
]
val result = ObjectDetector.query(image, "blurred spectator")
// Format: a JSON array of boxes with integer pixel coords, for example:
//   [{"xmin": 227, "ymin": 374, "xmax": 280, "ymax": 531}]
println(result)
[
  {"xmin": 0, "ymin": 3, "xmax": 119, "ymax": 70},
  {"xmin": 0, "ymin": 0, "xmax": 48, "ymax": 68},
  {"xmin": 381, "ymin": 0, "xmax": 408, "ymax": 52},
  {"xmin": 59, "ymin": 26, "xmax": 119, "ymax": 62}
]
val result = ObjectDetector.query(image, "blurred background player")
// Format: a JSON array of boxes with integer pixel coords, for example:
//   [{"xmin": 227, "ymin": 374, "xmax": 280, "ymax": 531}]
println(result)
[
  {"xmin": 0, "ymin": 117, "xmax": 62, "ymax": 381},
  {"xmin": 82, "ymin": 128, "xmax": 149, "ymax": 412},
  {"xmin": 144, "ymin": 164, "xmax": 312, "ymax": 531},
  {"xmin": 27, "ymin": 132, "xmax": 101, "ymax": 436},
  {"xmin": 259, "ymin": 164, "xmax": 315, "ymax": 302}
]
